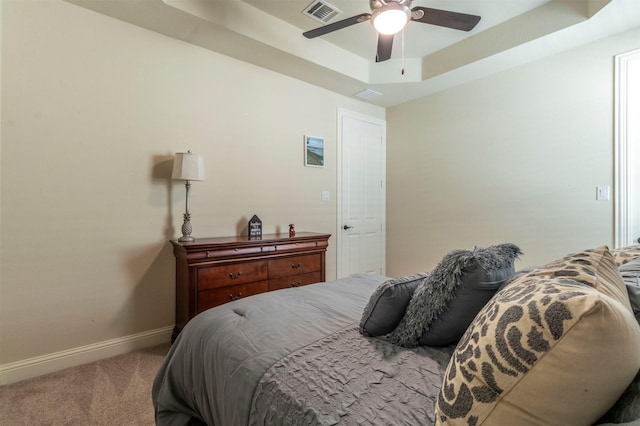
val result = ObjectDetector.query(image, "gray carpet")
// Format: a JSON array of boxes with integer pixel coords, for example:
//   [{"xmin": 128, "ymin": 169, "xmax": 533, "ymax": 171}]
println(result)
[{"xmin": 0, "ymin": 343, "xmax": 170, "ymax": 425}]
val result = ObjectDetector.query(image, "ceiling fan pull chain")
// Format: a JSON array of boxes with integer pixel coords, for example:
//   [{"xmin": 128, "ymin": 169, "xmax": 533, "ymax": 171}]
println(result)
[{"xmin": 401, "ymin": 28, "xmax": 405, "ymax": 75}]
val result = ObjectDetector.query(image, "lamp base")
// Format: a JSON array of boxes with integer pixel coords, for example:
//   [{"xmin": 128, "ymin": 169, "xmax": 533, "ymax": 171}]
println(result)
[{"xmin": 179, "ymin": 211, "xmax": 195, "ymax": 242}]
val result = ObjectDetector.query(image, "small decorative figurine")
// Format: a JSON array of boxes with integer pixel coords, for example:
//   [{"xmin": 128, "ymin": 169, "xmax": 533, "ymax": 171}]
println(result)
[{"xmin": 289, "ymin": 224, "xmax": 295, "ymax": 237}]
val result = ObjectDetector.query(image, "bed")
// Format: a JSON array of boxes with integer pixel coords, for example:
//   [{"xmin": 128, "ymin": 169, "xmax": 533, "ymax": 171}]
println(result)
[
  {"xmin": 152, "ymin": 273, "xmax": 454, "ymax": 426},
  {"xmin": 153, "ymin": 244, "xmax": 640, "ymax": 426}
]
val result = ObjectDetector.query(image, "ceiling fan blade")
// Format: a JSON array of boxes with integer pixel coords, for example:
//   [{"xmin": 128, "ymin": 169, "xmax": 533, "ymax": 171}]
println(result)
[
  {"xmin": 375, "ymin": 33, "xmax": 394, "ymax": 62},
  {"xmin": 303, "ymin": 13, "xmax": 371, "ymax": 39},
  {"xmin": 411, "ymin": 7, "xmax": 481, "ymax": 31}
]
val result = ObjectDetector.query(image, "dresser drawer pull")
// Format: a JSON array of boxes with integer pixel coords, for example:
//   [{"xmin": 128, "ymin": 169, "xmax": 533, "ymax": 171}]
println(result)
[
  {"xmin": 291, "ymin": 263, "xmax": 302, "ymax": 269},
  {"xmin": 290, "ymin": 282, "xmax": 302, "ymax": 287},
  {"xmin": 229, "ymin": 272, "xmax": 242, "ymax": 279},
  {"xmin": 229, "ymin": 292, "xmax": 243, "ymax": 301}
]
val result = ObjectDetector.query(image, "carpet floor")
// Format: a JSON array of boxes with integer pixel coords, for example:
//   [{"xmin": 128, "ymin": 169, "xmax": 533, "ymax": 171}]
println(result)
[{"xmin": 0, "ymin": 343, "xmax": 170, "ymax": 425}]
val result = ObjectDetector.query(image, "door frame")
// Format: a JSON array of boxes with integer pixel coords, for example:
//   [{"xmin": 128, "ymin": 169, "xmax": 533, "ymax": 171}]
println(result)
[
  {"xmin": 614, "ymin": 48, "xmax": 640, "ymax": 248},
  {"xmin": 336, "ymin": 108, "xmax": 387, "ymax": 278}
]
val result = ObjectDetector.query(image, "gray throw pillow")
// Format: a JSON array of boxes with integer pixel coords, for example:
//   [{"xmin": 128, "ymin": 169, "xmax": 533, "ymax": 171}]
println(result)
[
  {"xmin": 388, "ymin": 243, "xmax": 522, "ymax": 347},
  {"xmin": 619, "ymin": 257, "xmax": 640, "ymax": 324},
  {"xmin": 359, "ymin": 273, "xmax": 429, "ymax": 337}
]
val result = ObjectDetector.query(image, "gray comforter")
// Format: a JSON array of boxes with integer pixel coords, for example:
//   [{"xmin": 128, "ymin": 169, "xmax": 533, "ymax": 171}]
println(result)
[{"xmin": 152, "ymin": 274, "xmax": 453, "ymax": 426}]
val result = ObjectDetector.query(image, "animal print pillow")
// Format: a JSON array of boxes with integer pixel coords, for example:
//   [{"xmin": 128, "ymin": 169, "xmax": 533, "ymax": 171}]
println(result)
[
  {"xmin": 435, "ymin": 246, "xmax": 640, "ymax": 425},
  {"xmin": 611, "ymin": 244, "xmax": 640, "ymax": 266},
  {"xmin": 618, "ymin": 257, "xmax": 640, "ymax": 324}
]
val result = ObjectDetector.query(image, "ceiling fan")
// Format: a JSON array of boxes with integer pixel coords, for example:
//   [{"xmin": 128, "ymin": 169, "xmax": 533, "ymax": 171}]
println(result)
[{"xmin": 303, "ymin": 0, "xmax": 481, "ymax": 62}]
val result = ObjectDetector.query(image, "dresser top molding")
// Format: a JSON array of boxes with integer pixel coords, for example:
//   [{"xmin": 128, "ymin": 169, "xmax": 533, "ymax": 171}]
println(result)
[{"xmin": 171, "ymin": 232, "xmax": 331, "ymax": 263}]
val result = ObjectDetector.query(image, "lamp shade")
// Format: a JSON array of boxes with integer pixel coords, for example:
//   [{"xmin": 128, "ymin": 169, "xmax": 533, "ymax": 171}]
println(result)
[
  {"xmin": 172, "ymin": 151, "xmax": 205, "ymax": 181},
  {"xmin": 372, "ymin": 3, "xmax": 410, "ymax": 35}
]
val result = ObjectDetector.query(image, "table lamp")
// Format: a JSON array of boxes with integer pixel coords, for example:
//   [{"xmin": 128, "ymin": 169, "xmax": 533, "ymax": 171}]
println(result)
[{"xmin": 172, "ymin": 150, "xmax": 205, "ymax": 242}]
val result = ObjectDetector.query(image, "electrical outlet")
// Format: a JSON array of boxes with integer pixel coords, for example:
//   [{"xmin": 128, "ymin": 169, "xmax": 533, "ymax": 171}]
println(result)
[{"xmin": 321, "ymin": 191, "xmax": 330, "ymax": 202}]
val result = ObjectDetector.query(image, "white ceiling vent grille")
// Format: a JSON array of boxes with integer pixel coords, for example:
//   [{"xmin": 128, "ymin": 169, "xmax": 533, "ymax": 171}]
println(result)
[
  {"xmin": 355, "ymin": 89, "xmax": 382, "ymax": 100},
  {"xmin": 302, "ymin": 1, "xmax": 343, "ymax": 24}
]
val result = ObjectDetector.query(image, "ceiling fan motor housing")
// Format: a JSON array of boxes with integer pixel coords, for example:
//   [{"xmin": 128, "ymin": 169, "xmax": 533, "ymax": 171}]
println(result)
[{"xmin": 369, "ymin": 0, "xmax": 412, "ymax": 11}]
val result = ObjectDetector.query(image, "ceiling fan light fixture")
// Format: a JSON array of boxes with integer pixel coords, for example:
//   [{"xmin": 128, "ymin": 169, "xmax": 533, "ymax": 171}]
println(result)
[{"xmin": 371, "ymin": 2, "xmax": 410, "ymax": 35}]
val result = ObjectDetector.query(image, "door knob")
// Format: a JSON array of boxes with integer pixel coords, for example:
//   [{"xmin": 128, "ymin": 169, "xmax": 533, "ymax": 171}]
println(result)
[{"xmin": 343, "ymin": 225, "xmax": 353, "ymax": 230}]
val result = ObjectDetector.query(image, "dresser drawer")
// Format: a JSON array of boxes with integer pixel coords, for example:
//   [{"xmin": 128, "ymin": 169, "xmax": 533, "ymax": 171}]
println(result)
[
  {"xmin": 197, "ymin": 260, "xmax": 268, "ymax": 290},
  {"xmin": 197, "ymin": 281, "xmax": 269, "ymax": 312},
  {"xmin": 268, "ymin": 271, "xmax": 322, "ymax": 291},
  {"xmin": 268, "ymin": 254, "xmax": 321, "ymax": 278}
]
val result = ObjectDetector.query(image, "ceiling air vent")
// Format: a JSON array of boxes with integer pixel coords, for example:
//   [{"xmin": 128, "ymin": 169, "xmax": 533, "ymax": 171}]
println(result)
[
  {"xmin": 302, "ymin": 0, "xmax": 343, "ymax": 24},
  {"xmin": 355, "ymin": 89, "xmax": 382, "ymax": 101}
]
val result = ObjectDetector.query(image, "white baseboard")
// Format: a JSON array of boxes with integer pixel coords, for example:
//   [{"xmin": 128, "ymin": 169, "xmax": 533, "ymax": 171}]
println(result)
[{"xmin": 0, "ymin": 326, "xmax": 173, "ymax": 386}]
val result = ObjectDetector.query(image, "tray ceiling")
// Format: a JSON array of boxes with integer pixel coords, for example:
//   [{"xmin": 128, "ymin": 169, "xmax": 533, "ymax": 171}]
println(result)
[{"xmin": 65, "ymin": 0, "xmax": 640, "ymax": 107}]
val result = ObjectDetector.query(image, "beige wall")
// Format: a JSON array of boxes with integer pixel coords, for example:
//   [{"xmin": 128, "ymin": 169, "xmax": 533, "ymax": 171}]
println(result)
[
  {"xmin": 0, "ymin": 0, "xmax": 383, "ymax": 367},
  {"xmin": 386, "ymin": 27, "xmax": 640, "ymax": 276}
]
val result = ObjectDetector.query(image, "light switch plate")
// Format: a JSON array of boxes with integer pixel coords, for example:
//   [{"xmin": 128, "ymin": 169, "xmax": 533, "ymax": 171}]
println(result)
[
  {"xmin": 596, "ymin": 185, "xmax": 610, "ymax": 201},
  {"xmin": 321, "ymin": 191, "xmax": 330, "ymax": 202}
]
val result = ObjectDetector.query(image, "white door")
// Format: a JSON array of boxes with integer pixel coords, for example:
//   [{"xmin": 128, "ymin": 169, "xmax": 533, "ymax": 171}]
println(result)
[
  {"xmin": 615, "ymin": 49, "xmax": 640, "ymax": 247},
  {"xmin": 337, "ymin": 109, "xmax": 386, "ymax": 277}
]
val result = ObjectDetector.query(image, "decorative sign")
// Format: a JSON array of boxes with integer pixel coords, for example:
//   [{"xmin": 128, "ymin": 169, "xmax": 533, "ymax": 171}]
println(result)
[{"xmin": 248, "ymin": 215, "xmax": 262, "ymax": 240}]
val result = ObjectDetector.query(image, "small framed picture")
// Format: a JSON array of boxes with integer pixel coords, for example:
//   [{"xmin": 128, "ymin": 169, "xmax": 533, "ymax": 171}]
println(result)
[{"xmin": 304, "ymin": 135, "xmax": 324, "ymax": 167}]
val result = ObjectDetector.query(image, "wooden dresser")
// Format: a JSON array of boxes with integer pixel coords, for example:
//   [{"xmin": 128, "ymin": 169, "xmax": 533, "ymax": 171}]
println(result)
[{"xmin": 170, "ymin": 232, "xmax": 330, "ymax": 341}]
